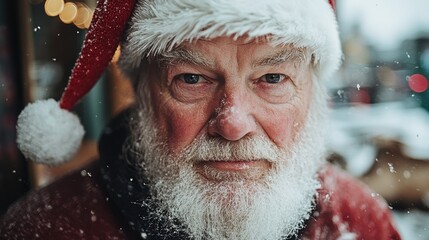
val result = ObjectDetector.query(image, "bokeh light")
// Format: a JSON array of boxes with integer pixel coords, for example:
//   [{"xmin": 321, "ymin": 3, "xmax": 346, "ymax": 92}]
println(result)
[
  {"xmin": 44, "ymin": 0, "xmax": 64, "ymax": 17},
  {"xmin": 73, "ymin": 4, "xmax": 91, "ymax": 29},
  {"xmin": 111, "ymin": 46, "xmax": 121, "ymax": 63},
  {"xmin": 407, "ymin": 74, "xmax": 429, "ymax": 93},
  {"xmin": 43, "ymin": 0, "xmax": 93, "ymax": 29},
  {"xmin": 59, "ymin": 2, "xmax": 78, "ymax": 24}
]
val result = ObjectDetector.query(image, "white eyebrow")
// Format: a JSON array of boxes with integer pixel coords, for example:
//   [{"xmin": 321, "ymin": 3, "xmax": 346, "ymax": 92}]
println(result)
[
  {"xmin": 157, "ymin": 46, "xmax": 308, "ymax": 69},
  {"xmin": 158, "ymin": 47, "xmax": 215, "ymax": 69},
  {"xmin": 252, "ymin": 48, "xmax": 308, "ymax": 67}
]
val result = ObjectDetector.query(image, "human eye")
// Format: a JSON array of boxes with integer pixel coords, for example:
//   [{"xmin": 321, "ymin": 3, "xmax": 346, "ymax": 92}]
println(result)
[
  {"xmin": 260, "ymin": 73, "xmax": 288, "ymax": 84},
  {"xmin": 169, "ymin": 73, "xmax": 215, "ymax": 103},
  {"xmin": 178, "ymin": 73, "xmax": 202, "ymax": 84},
  {"xmin": 253, "ymin": 73, "xmax": 296, "ymax": 104}
]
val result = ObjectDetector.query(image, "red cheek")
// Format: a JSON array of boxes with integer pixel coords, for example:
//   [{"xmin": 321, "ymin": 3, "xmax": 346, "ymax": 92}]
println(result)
[
  {"xmin": 265, "ymin": 118, "xmax": 295, "ymax": 146},
  {"xmin": 262, "ymin": 107, "xmax": 308, "ymax": 147},
  {"xmin": 161, "ymin": 107, "xmax": 211, "ymax": 152}
]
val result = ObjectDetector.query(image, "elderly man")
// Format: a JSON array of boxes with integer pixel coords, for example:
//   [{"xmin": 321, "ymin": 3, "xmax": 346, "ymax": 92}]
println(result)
[{"xmin": 1, "ymin": 0, "xmax": 400, "ymax": 239}]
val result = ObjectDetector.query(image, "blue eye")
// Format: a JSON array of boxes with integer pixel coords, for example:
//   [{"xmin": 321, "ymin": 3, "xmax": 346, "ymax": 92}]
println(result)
[
  {"xmin": 182, "ymin": 74, "xmax": 201, "ymax": 84},
  {"xmin": 263, "ymin": 74, "xmax": 283, "ymax": 84}
]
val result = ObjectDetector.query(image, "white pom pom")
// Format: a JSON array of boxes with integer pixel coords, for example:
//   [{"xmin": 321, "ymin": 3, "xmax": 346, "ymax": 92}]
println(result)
[{"xmin": 16, "ymin": 99, "xmax": 85, "ymax": 165}]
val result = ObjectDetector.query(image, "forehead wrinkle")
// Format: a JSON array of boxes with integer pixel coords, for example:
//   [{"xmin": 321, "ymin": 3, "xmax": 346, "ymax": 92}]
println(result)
[
  {"xmin": 252, "ymin": 47, "xmax": 308, "ymax": 68},
  {"xmin": 158, "ymin": 47, "xmax": 215, "ymax": 69}
]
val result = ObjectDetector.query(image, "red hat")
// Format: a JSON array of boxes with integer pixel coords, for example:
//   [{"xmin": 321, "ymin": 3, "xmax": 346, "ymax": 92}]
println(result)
[
  {"xmin": 16, "ymin": 0, "xmax": 135, "ymax": 165},
  {"xmin": 16, "ymin": 0, "xmax": 338, "ymax": 165}
]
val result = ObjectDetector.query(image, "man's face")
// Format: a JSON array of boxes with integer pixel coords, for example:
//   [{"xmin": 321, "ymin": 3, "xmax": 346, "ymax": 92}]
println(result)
[
  {"xmin": 131, "ymin": 36, "xmax": 327, "ymax": 239},
  {"xmin": 147, "ymin": 36, "xmax": 313, "ymax": 181}
]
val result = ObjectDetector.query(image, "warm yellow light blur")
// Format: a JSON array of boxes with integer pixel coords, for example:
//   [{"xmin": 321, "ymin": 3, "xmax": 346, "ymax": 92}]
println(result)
[
  {"xmin": 73, "ymin": 4, "xmax": 91, "ymax": 29},
  {"xmin": 59, "ymin": 2, "xmax": 78, "ymax": 24},
  {"xmin": 44, "ymin": 0, "xmax": 64, "ymax": 17},
  {"xmin": 111, "ymin": 46, "xmax": 121, "ymax": 63},
  {"xmin": 43, "ymin": 0, "xmax": 94, "ymax": 29},
  {"xmin": 83, "ymin": 10, "xmax": 94, "ymax": 29}
]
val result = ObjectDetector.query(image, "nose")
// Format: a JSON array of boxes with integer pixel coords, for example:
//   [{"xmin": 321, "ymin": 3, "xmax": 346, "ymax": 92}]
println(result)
[{"xmin": 208, "ymin": 93, "xmax": 257, "ymax": 141}]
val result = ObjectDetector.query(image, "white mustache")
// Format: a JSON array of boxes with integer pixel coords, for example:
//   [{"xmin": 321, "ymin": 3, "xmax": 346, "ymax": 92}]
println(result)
[{"xmin": 181, "ymin": 135, "xmax": 285, "ymax": 163}]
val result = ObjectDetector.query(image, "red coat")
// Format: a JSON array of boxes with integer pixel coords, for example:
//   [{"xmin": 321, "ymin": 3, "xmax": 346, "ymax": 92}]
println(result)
[{"xmin": 302, "ymin": 165, "xmax": 401, "ymax": 240}]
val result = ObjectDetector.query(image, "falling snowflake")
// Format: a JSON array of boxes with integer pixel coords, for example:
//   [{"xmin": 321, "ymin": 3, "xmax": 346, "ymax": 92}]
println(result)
[{"xmin": 387, "ymin": 163, "xmax": 396, "ymax": 173}]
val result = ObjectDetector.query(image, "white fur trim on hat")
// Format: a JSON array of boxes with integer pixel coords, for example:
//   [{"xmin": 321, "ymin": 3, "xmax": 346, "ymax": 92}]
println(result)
[
  {"xmin": 120, "ymin": 0, "xmax": 341, "ymax": 80},
  {"xmin": 16, "ymin": 99, "xmax": 85, "ymax": 165}
]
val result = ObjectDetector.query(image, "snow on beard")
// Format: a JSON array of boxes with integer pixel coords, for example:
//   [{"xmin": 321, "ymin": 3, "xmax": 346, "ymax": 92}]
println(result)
[{"xmin": 128, "ymin": 74, "xmax": 329, "ymax": 240}]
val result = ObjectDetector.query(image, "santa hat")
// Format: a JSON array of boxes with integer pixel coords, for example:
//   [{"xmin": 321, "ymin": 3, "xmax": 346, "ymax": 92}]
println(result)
[{"xmin": 16, "ymin": 0, "xmax": 340, "ymax": 165}]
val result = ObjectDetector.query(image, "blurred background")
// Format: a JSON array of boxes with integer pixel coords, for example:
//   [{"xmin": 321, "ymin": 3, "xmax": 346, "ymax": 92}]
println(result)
[{"xmin": 0, "ymin": 0, "xmax": 428, "ymax": 238}]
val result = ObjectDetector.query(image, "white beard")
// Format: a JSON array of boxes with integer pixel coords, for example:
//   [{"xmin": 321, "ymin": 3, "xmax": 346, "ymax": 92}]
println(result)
[{"xmin": 130, "ymin": 80, "xmax": 329, "ymax": 240}]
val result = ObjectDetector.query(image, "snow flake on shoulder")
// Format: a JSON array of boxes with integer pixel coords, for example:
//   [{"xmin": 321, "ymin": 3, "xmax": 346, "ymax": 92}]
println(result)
[{"xmin": 300, "ymin": 164, "xmax": 401, "ymax": 240}]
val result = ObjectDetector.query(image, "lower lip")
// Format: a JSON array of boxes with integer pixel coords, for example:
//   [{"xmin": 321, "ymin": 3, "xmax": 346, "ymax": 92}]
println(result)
[
  {"xmin": 194, "ymin": 160, "xmax": 271, "ymax": 182},
  {"xmin": 200, "ymin": 161, "xmax": 268, "ymax": 171}
]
